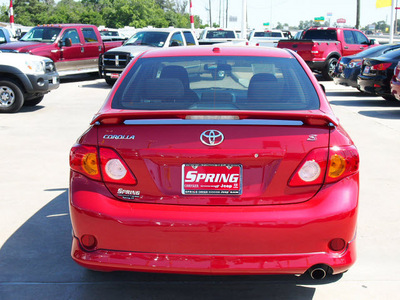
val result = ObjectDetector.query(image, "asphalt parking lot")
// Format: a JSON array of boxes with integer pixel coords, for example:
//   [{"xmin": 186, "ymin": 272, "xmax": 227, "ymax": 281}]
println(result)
[{"xmin": 1, "ymin": 74, "xmax": 400, "ymax": 299}]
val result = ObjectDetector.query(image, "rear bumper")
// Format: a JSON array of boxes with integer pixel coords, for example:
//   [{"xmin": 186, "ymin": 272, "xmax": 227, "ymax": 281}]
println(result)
[
  {"xmin": 70, "ymin": 172, "xmax": 359, "ymax": 275},
  {"xmin": 357, "ymin": 75, "xmax": 391, "ymax": 96},
  {"xmin": 72, "ymin": 237, "xmax": 356, "ymax": 275},
  {"xmin": 333, "ymin": 69, "xmax": 359, "ymax": 88}
]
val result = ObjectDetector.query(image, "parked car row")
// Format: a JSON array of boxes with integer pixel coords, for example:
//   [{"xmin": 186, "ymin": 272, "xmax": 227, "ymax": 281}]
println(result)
[{"xmin": 333, "ymin": 43, "xmax": 400, "ymax": 101}]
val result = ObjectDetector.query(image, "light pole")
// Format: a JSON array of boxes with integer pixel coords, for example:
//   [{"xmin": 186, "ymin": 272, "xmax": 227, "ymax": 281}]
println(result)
[{"xmin": 356, "ymin": 0, "xmax": 360, "ymax": 29}]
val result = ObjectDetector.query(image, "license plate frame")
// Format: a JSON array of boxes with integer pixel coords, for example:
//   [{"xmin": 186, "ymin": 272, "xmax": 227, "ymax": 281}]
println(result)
[
  {"xmin": 364, "ymin": 66, "xmax": 370, "ymax": 74},
  {"xmin": 182, "ymin": 164, "xmax": 242, "ymax": 195}
]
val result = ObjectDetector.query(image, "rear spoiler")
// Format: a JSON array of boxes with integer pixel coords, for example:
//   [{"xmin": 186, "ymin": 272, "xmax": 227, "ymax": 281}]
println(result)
[{"xmin": 91, "ymin": 110, "xmax": 338, "ymax": 127}]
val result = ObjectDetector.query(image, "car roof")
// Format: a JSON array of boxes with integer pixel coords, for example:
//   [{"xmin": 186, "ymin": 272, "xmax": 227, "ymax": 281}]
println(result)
[{"xmin": 140, "ymin": 46, "xmax": 294, "ymax": 59}]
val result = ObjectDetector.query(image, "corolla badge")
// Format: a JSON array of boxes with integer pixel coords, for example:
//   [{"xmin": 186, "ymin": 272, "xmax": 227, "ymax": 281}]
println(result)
[
  {"xmin": 200, "ymin": 130, "xmax": 224, "ymax": 146},
  {"xmin": 103, "ymin": 134, "xmax": 135, "ymax": 140}
]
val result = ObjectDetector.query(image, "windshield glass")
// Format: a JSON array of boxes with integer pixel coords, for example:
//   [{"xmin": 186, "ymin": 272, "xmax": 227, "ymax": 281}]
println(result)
[
  {"xmin": 124, "ymin": 31, "xmax": 169, "ymax": 47},
  {"xmin": 20, "ymin": 27, "xmax": 62, "ymax": 43},
  {"xmin": 112, "ymin": 56, "xmax": 320, "ymax": 111}
]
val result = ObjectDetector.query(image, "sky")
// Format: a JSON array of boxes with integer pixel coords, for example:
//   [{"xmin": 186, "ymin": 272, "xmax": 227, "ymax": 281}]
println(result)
[
  {"xmin": 192, "ymin": 0, "xmax": 397, "ymax": 29},
  {"xmin": 0, "ymin": 0, "xmax": 397, "ymax": 29}
]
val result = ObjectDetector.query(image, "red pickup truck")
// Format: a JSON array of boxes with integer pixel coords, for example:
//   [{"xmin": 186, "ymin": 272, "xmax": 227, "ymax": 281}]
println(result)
[
  {"xmin": 277, "ymin": 27, "xmax": 377, "ymax": 80},
  {"xmin": 0, "ymin": 24, "xmax": 124, "ymax": 76}
]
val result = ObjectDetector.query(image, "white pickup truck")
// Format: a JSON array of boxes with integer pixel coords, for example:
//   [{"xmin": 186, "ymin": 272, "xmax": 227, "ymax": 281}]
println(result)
[
  {"xmin": 248, "ymin": 30, "xmax": 290, "ymax": 47},
  {"xmin": 197, "ymin": 28, "xmax": 246, "ymax": 45},
  {"xmin": 0, "ymin": 52, "xmax": 59, "ymax": 113}
]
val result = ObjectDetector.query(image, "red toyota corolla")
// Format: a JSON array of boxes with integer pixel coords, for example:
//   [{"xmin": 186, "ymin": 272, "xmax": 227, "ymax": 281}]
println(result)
[{"xmin": 69, "ymin": 46, "xmax": 359, "ymax": 279}]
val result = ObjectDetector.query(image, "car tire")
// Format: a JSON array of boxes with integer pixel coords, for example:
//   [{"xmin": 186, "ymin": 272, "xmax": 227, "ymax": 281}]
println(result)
[
  {"xmin": 24, "ymin": 95, "xmax": 44, "ymax": 106},
  {"xmin": 0, "ymin": 80, "xmax": 24, "ymax": 113},
  {"xmin": 105, "ymin": 78, "xmax": 116, "ymax": 86},
  {"xmin": 382, "ymin": 95, "xmax": 396, "ymax": 101},
  {"xmin": 322, "ymin": 57, "xmax": 338, "ymax": 81}
]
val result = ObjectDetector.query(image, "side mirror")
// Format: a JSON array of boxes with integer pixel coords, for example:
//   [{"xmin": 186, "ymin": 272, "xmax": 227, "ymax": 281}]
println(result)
[
  {"xmin": 59, "ymin": 38, "xmax": 72, "ymax": 48},
  {"xmin": 64, "ymin": 38, "xmax": 72, "ymax": 47},
  {"xmin": 370, "ymin": 39, "xmax": 378, "ymax": 45}
]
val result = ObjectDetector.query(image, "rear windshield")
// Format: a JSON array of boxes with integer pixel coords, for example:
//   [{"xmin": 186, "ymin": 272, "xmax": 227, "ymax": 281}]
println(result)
[
  {"xmin": 254, "ymin": 32, "xmax": 282, "ymax": 38},
  {"xmin": 206, "ymin": 30, "xmax": 236, "ymax": 39},
  {"xmin": 379, "ymin": 48, "xmax": 400, "ymax": 59},
  {"xmin": 111, "ymin": 56, "xmax": 320, "ymax": 111},
  {"xmin": 303, "ymin": 29, "xmax": 337, "ymax": 41}
]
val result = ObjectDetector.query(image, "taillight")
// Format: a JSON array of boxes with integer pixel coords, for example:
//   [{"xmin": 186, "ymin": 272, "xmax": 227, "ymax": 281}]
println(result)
[
  {"xmin": 311, "ymin": 44, "xmax": 319, "ymax": 54},
  {"xmin": 371, "ymin": 62, "xmax": 392, "ymax": 71},
  {"xmin": 70, "ymin": 145, "xmax": 101, "ymax": 181},
  {"xmin": 99, "ymin": 147, "xmax": 137, "ymax": 185},
  {"xmin": 289, "ymin": 145, "xmax": 359, "ymax": 186},
  {"xmin": 70, "ymin": 145, "xmax": 137, "ymax": 185},
  {"xmin": 348, "ymin": 59, "xmax": 362, "ymax": 68}
]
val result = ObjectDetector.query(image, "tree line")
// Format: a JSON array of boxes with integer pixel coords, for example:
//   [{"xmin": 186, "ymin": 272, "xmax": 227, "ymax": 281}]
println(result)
[{"xmin": 0, "ymin": 0, "xmax": 204, "ymax": 29}]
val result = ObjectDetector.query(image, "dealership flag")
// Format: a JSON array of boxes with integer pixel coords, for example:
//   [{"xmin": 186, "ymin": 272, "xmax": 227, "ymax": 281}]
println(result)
[
  {"xmin": 376, "ymin": 0, "xmax": 391, "ymax": 8},
  {"xmin": 9, "ymin": 0, "xmax": 14, "ymax": 27}
]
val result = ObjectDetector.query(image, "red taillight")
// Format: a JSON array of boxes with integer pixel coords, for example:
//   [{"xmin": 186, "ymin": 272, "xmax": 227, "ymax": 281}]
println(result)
[
  {"xmin": 371, "ymin": 62, "xmax": 392, "ymax": 71},
  {"xmin": 289, "ymin": 145, "xmax": 359, "ymax": 186},
  {"xmin": 348, "ymin": 59, "xmax": 362, "ymax": 68},
  {"xmin": 70, "ymin": 145, "xmax": 101, "ymax": 181},
  {"xmin": 70, "ymin": 145, "xmax": 137, "ymax": 185},
  {"xmin": 311, "ymin": 44, "xmax": 319, "ymax": 54},
  {"xmin": 99, "ymin": 147, "xmax": 137, "ymax": 185}
]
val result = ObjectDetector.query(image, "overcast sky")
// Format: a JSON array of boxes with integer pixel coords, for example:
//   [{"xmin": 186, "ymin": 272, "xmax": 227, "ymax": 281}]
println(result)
[{"xmin": 0, "ymin": 0, "xmax": 397, "ymax": 29}]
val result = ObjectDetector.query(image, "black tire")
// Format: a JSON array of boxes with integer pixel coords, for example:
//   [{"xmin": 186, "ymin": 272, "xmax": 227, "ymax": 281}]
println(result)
[
  {"xmin": 322, "ymin": 57, "xmax": 339, "ymax": 81},
  {"xmin": 105, "ymin": 77, "xmax": 116, "ymax": 86},
  {"xmin": 0, "ymin": 80, "xmax": 24, "ymax": 113},
  {"xmin": 24, "ymin": 95, "xmax": 44, "ymax": 106},
  {"xmin": 382, "ymin": 95, "xmax": 396, "ymax": 101}
]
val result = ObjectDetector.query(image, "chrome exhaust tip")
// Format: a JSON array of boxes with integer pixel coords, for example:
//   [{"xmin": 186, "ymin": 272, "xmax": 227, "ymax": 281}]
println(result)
[{"xmin": 309, "ymin": 264, "xmax": 330, "ymax": 280}]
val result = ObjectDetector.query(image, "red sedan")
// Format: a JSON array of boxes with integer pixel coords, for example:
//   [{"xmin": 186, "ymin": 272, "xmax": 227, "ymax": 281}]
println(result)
[{"xmin": 69, "ymin": 46, "xmax": 359, "ymax": 279}]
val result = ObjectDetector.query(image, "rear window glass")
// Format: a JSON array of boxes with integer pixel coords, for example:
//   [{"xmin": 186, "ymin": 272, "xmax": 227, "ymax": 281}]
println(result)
[
  {"xmin": 303, "ymin": 30, "xmax": 337, "ymax": 41},
  {"xmin": 254, "ymin": 32, "xmax": 282, "ymax": 38},
  {"xmin": 111, "ymin": 56, "xmax": 320, "ymax": 111},
  {"xmin": 379, "ymin": 48, "xmax": 400, "ymax": 59},
  {"xmin": 206, "ymin": 30, "xmax": 236, "ymax": 39}
]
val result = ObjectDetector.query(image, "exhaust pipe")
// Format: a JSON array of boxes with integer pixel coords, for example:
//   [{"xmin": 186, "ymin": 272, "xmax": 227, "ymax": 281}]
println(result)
[{"xmin": 309, "ymin": 264, "xmax": 329, "ymax": 280}]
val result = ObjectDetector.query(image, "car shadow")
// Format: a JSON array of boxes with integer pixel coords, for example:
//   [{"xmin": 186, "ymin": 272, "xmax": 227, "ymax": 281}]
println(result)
[
  {"xmin": 18, "ymin": 105, "xmax": 45, "ymax": 113},
  {"xmin": 0, "ymin": 190, "xmax": 342, "ymax": 299},
  {"xmin": 60, "ymin": 73, "xmax": 101, "ymax": 83}
]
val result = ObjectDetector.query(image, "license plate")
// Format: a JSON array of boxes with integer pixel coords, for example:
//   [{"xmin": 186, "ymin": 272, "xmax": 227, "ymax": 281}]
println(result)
[
  {"xmin": 182, "ymin": 164, "xmax": 242, "ymax": 195},
  {"xmin": 364, "ymin": 66, "xmax": 370, "ymax": 74},
  {"xmin": 110, "ymin": 73, "xmax": 120, "ymax": 79}
]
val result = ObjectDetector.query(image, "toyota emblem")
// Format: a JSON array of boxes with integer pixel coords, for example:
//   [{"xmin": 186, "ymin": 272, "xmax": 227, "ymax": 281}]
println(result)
[{"xmin": 200, "ymin": 130, "xmax": 224, "ymax": 146}]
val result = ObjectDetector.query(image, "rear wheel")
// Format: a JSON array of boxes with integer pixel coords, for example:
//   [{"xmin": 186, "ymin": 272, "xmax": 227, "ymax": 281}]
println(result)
[
  {"xmin": 105, "ymin": 77, "xmax": 116, "ymax": 86},
  {"xmin": 0, "ymin": 80, "xmax": 24, "ymax": 113},
  {"xmin": 322, "ymin": 57, "xmax": 338, "ymax": 81},
  {"xmin": 24, "ymin": 95, "xmax": 44, "ymax": 106},
  {"xmin": 382, "ymin": 95, "xmax": 396, "ymax": 101}
]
